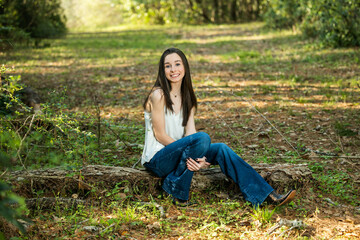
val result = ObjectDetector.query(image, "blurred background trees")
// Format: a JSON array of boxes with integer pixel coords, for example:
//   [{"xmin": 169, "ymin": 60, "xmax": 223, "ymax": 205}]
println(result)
[
  {"xmin": 0, "ymin": 0, "xmax": 67, "ymax": 48},
  {"xmin": 263, "ymin": 0, "xmax": 360, "ymax": 47},
  {"xmin": 0, "ymin": 0, "xmax": 359, "ymax": 50}
]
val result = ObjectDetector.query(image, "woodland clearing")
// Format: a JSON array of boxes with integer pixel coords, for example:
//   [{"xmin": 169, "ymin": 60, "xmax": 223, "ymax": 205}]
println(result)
[{"xmin": 1, "ymin": 22, "xmax": 360, "ymax": 239}]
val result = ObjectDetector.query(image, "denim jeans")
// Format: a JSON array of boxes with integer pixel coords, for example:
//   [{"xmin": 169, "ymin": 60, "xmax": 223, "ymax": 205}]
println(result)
[{"xmin": 144, "ymin": 132, "xmax": 274, "ymax": 206}]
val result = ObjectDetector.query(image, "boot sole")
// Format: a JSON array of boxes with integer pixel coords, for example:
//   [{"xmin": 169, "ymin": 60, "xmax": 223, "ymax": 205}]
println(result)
[{"xmin": 278, "ymin": 190, "xmax": 296, "ymax": 206}]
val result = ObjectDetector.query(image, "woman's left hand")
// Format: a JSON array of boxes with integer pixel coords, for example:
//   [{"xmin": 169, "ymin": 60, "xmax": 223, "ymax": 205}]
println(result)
[{"xmin": 186, "ymin": 157, "xmax": 210, "ymax": 172}]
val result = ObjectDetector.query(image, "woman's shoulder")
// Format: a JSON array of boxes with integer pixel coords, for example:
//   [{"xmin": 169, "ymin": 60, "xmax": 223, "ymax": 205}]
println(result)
[
  {"xmin": 145, "ymin": 87, "xmax": 164, "ymax": 112},
  {"xmin": 150, "ymin": 88, "xmax": 164, "ymax": 102}
]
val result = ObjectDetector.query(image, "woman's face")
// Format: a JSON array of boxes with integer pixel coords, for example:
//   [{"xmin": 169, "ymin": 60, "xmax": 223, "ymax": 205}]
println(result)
[{"xmin": 164, "ymin": 53, "xmax": 185, "ymax": 84}]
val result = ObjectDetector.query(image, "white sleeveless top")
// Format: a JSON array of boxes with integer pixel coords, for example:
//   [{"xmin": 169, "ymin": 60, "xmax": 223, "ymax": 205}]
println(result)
[{"xmin": 141, "ymin": 108, "xmax": 184, "ymax": 165}]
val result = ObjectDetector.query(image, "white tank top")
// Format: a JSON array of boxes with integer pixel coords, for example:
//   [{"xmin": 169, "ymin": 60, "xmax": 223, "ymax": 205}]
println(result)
[{"xmin": 141, "ymin": 108, "xmax": 184, "ymax": 165}]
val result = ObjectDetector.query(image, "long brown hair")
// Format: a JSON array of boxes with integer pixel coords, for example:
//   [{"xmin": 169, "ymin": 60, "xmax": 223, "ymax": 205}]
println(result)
[{"xmin": 143, "ymin": 48, "xmax": 197, "ymax": 127}]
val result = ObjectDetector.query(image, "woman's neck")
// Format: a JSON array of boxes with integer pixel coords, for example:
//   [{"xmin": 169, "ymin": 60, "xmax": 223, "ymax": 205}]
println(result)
[{"xmin": 170, "ymin": 82, "xmax": 182, "ymax": 96}]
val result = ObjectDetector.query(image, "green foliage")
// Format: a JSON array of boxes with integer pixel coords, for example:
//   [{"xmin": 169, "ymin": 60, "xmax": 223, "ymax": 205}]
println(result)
[
  {"xmin": 1, "ymin": 74, "xmax": 143, "ymax": 170},
  {"xmin": 64, "ymin": 0, "xmax": 262, "ymax": 27},
  {"xmin": 334, "ymin": 121, "xmax": 357, "ymax": 137},
  {"xmin": 262, "ymin": 0, "xmax": 360, "ymax": 47},
  {"xmin": 309, "ymin": 162, "xmax": 360, "ymax": 206},
  {"xmin": 0, "ymin": 26, "xmax": 31, "ymax": 50},
  {"xmin": 316, "ymin": 169, "xmax": 359, "ymax": 205},
  {"xmin": 250, "ymin": 205, "xmax": 276, "ymax": 225},
  {"xmin": 0, "ymin": 67, "xmax": 29, "ymax": 115},
  {"xmin": 0, "ymin": 66, "xmax": 28, "ymax": 233},
  {"xmin": 0, "ymin": 0, "xmax": 66, "ymax": 44},
  {"xmin": 301, "ymin": 0, "xmax": 360, "ymax": 47},
  {"xmin": 0, "ymin": 181, "xmax": 28, "ymax": 234},
  {"xmin": 262, "ymin": 0, "xmax": 306, "ymax": 29}
]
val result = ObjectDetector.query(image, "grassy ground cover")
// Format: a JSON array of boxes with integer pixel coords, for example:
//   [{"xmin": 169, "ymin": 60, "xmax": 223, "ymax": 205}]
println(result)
[{"xmin": 1, "ymin": 22, "xmax": 360, "ymax": 239}]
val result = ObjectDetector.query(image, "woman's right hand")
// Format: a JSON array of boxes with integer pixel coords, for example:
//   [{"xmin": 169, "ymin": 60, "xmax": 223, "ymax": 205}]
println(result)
[{"xmin": 186, "ymin": 157, "xmax": 210, "ymax": 171}]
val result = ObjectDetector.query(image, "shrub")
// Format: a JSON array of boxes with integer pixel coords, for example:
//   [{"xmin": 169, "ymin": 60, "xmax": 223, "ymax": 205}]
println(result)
[
  {"xmin": 301, "ymin": 0, "xmax": 360, "ymax": 47},
  {"xmin": 0, "ymin": 0, "xmax": 66, "ymax": 44},
  {"xmin": 262, "ymin": 0, "xmax": 306, "ymax": 29},
  {"xmin": 262, "ymin": 0, "xmax": 360, "ymax": 47}
]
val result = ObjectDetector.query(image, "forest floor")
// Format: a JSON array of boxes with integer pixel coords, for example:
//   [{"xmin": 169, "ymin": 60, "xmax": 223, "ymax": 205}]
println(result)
[{"xmin": 1, "ymin": 22, "xmax": 360, "ymax": 239}]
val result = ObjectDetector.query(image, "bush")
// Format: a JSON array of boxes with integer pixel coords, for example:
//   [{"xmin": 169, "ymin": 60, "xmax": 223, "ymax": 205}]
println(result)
[
  {"xmin": 0, "ymin": 181, "xmax": 28, "ymax": 235},
  {"xmin": 262, "ymin": 0, "xmax": 360, "ymax": 47},
  {"xmin": 0, "ymin": 0, "xmax": 66, "ymax": 44},
  {"xmin": 301, "ymin": 0, "xmax": 360, "ymax": 47},
  {"xmin": 262, "ymin": 0, "xmax": 306, "ymax": 29},
  {"xmin": 0, "ymin": 66, "xmax": 28, "ymax": 236}
]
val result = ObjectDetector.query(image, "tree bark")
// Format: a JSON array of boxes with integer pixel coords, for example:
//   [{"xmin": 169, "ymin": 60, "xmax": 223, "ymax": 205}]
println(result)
[
  {"xmin": 231, "ymin": 0, "xmax": 238, "ymax": 22},
  {"xmin": 214, "ymin": 0, "xmax": 219, "ymax": 24},
  {"xmin": 194, "ymin": 0, "xmax": 212, "ymax": 23},
  {"xmin": 8, "ymin": 164, "xmax": 312, "ymax": 198},
  {"xmin": 25, "ymin": 197, "xmax": 87, "ymax": 209}
]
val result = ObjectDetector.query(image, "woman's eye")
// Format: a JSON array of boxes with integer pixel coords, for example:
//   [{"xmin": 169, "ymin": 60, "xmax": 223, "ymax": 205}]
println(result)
[
  {"xmin": 165, "ymin": 65, "xmax": 170, "ymax": 68},
  {"xmin": 176, "ymin": 63, "xmax": 181, "ymax": 66}
]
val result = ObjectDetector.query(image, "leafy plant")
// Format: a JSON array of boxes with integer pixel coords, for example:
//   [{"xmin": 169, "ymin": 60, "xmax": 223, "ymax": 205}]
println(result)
[
  {"xmin": 263, "ymin": 0, "xmax": 360, "ymax": 47},
  {"xmin": 314, "ymin": 169, "xmax": 360, "ymax": 205},
  {"xmin": 0, "ymin": 181, "xmax": 28, "ymax": 234},
  {"xmin": 334, "ymin": 121, "xmax": 357, "ymax": 137},
  {"xmin": 262, "ymin": 0, "xmax": 306, "ymax": 29},
  {"xmin": 301, "ymin": 0, "xmax": 360, "ymax": 47},
  {"xmin": 250, "ymin": 205, "xmax": 276, "ymax": 225}
]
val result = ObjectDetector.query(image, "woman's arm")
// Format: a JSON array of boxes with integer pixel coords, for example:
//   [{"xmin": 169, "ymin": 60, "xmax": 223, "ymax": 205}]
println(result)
[
  {"xmin": 150, "ymin": 89, "xmax": 175, "ymax": 146},
  {"xmin": 184, "ymin": 107, "xmax": 196, "ymax": 136},
  {"xmin": 184, "ymin": 107, "xmax": 211, "ymax": 171}
]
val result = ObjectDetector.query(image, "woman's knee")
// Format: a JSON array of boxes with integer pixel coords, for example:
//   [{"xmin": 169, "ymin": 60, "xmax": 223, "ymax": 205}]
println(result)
[
  {"xmin": 212, "ymin": 142, "xmax": 228, "ymax": 150},
  {"xmin": 190, "ymin": 132, "xmax": 211, "ymax": 151},
  {"xmin": 195, "ymin": 132, "xmax": 211, "ymax": 144}
]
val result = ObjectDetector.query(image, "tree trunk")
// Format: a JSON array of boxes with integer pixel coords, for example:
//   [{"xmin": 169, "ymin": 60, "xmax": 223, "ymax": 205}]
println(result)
[
  {"xmin": 231, "ymin": 0, "xmax": 238, "ymax": 22},
  {"xmin": 195, "ymin": 0, "xmax": 212, "ymax": 23},
  {"xmin": 214, "ymin": 0, "xmax": 219, "ymax": 24},
  {"xmin": 8, "ymin": 164, "xmax": 312, "ymax": 198}
]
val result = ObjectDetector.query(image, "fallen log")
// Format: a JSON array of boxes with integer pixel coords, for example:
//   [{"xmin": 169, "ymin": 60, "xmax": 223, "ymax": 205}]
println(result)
[
  {"xmin": 7, "ymin": 164, "xmax": 312, "ymax": 198},
  {"xmin": 25, "ymin": 197, "xmax": 86, "ymax": 209}
]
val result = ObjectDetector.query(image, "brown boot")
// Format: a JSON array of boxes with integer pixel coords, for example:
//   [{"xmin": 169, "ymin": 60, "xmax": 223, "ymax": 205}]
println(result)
[{"xmin": 267, "ymin": 190, "xmax": 296, "ymax": 206}]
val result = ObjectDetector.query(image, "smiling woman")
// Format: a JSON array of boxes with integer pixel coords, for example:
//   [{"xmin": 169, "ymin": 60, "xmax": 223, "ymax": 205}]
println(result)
[{"xmin": 140, "ymin": 47, "xmax": 296, "ymax": 207}]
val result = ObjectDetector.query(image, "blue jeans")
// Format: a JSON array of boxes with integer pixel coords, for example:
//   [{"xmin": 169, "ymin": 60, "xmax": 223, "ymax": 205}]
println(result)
[{"xmin": 144, "ymin": 132, "xmax": 274, "ymax": 206}]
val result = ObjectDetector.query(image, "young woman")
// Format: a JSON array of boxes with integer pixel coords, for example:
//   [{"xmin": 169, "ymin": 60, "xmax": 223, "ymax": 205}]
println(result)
[{"xmin": 141, "ymin": 47, "xmax": 296, "ymax": 207}]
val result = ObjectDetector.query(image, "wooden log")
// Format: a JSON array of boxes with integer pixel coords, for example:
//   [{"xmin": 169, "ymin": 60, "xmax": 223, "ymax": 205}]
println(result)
[
  {"xmin": 25, "ymin": 197, "xmax": 87, "ymax": 209},
  {"xmin": 7, "ymin": 164, "xmax": 312, "ymax": 198}
]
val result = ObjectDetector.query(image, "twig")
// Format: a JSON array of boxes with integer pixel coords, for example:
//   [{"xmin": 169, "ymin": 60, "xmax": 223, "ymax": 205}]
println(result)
[
  {"xmin": 321, "ymin": 129, "xmax": 344, "ymax": 153},
  {"xmin": 230, "ymin": 91, "xmax": 301, "ymax": 157},
  {"xmin": 15, "ymin": 115, "xmax": 32, "ymax": 134},
  {"xmin": 267, "ymin": 218, "xmax": 307, "ymax": 237},
  {"xmin": 277, "ymin": 225, "xmax": 297, "ymax": 238},
  {"xmin": 105, "ymin": 123, "xmax": 130, "ymax": 148},
  {"xmin": 337, "ymin": 134, "xmax": 345, "ymax": 153},
  {"xmin": 78, "ymin": 219, "xmax": 89, "ymax": 225},
  {"xmin": 137, "ymin": 201, "xmax": 166, "ymax": 218},
  {"xmin": 16, "ymin": 113, "xmax": 36, "ymax": 169},
  {"xmin": 132, "ymin": 158, "xmax": 141, "ymax": 169},
  {"xmin": 198, "ymin": 94, "xmax": 244, "ymax": 149},
  {"xmin": 29, "ymin": 143, "xmax": 58, "ymax": 149},
  {"xmin": 7, "ymin": 119, "xmax": 22, "ymax": 140},
  {"xmin": 94, "ymin": 95, "xmax": 101, "ymax": 150},
  {"xmin": 100, "ymin": 223, "xmax": 115, "ymax": 234},
  {"xmin": 307, "ymin": 155, "xmax": 359, "ymax": 159},
  {"xmin": 0, "ymin": 169, "xmax": 8, "ymax": 178}
]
